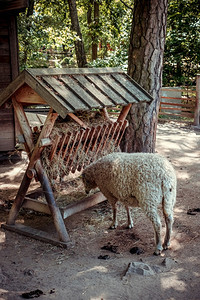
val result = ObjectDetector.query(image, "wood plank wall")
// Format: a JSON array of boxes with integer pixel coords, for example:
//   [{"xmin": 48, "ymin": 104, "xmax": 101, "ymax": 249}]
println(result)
[
  {"xmin": 0, "ymin": 17, "xmax": 11, "ymax": 91},
  {"xmin": 0, "ymin": 107, "xmax": 15, "ymax": 151},
  {"xmin": 0, "ymin": 15, "xmax": 19, "ymax": 151}
]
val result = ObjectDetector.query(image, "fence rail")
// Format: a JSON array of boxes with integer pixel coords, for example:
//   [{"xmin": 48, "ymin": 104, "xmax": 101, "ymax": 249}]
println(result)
[{"xmin": 159, "ymin": 75, "xmax": 200, "ymax": 125}]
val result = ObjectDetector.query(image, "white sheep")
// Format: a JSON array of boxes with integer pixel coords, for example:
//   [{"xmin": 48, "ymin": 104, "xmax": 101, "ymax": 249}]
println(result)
[{"xmin": 82, "ymin": 152, "xmax": 176, "ymax": 255}]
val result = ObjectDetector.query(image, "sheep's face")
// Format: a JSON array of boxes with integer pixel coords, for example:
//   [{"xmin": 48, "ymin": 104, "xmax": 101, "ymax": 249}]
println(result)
[{"xmin": 82, "ymin": 172, "xmax": 97, "ymax": 194}]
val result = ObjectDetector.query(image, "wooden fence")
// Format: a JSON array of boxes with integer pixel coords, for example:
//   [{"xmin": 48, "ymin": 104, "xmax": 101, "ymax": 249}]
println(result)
[
  {"xmin": 108, "ymin": 75, "xmax": 200, "ymax": 126},
  {"xmin": 159, "ymin": 75, "xmax": 200, "ymax": 125}
]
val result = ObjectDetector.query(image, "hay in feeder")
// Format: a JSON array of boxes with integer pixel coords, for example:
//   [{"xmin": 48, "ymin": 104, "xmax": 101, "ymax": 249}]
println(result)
[{"xmin": 40, "ymin": 110, "xmax": 121, "ymax": 191}]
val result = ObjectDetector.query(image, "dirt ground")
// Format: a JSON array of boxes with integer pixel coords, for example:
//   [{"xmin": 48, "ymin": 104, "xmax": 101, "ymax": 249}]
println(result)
[{"xmin": 0, "ymin": 121, "xmax": 200, "ymax": 300}]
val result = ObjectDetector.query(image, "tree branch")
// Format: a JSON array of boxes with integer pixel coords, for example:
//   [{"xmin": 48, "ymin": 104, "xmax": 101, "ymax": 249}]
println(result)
[{"xmin": 119, "ymin": 0, "xmax": 133, "ymax": 11}]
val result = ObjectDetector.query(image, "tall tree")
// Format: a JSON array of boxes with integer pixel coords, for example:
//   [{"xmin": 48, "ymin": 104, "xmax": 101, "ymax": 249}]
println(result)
[
  {"xmin": 87, "ymin": 0, "xmax": 99, "ymax": 61},
  {"xmin": 67, "ymin": 0, "xmax": 87, "ymax": 67},
  {"xmin": 121, "ymin": 0, "xmax": 168, "ymax": 153}
]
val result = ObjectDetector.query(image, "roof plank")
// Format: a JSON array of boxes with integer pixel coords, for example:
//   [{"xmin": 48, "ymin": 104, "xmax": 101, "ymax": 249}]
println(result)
[
  {"xmin": 28, "ymin": 67, "xmax": 122, "ymax": 77},
  {"xmin": 113, "ymin": 73, "xmax": 153, "ymax": 101},
  {"xmin": 73, "ymin": 74, "xmax": 114, "ymax": 107},
  {"xmin": 60, "ymin": 76, "xmax": 101, "ymax": 109},
  {"xmin": 98, "ymin": 74, "xmax": 141, "ymax": 103},
  {"xmin": 42, "ymin": 76, "xmax": 89, "ymax": 111},
  {"xmin": 86, "ymin": 74, "xmax": 127, "ymax": 106}
]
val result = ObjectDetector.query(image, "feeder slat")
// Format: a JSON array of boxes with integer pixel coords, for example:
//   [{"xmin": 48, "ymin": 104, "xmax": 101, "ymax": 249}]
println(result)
[
  {"xmin": 57, "ymin": 133, "xmax": 68, "ymax": 157},
  {"xmin": 79, "ymin": 127, "xmax": 96, "ymax": 169},
  {"xmin": 62, "ymin": 132, "xmax": 72, "ymax": 159},
  {"xmin": 64, "ymin": 131, "xmax": 80, "ymax": 166},
  {"xmin": 112, "ymin": 121, "xmax": 123, "ymax": 147},
  {"xmin": 49, "ymin": 134, "xmax": 61, "ymax": 161},
  {"xmin": 116, "ymin": 120, "xmax": 128, "ymax": 146},
  {"xmin": 92, "ymin": 123, "xmax": 108, "ymax": 160},
  {"xmin": 67, "ymin": 129, "xmax": 85, "ymax": 171},
  {"xmin": 76, "ymin": 128, "xmax": 91, "ymax": 172},
  {"xmin": 98, "ymin": 123, "xmax": 113, "ymax": 155}
]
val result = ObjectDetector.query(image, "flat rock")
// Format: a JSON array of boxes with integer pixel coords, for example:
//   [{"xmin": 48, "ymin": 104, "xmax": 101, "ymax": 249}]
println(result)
[{"xmin": 124, "ymin": 262, "xmax": 160, "ymax": 277}]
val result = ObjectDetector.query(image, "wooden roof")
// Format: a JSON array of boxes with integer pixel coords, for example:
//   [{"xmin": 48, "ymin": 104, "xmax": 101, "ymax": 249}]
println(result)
[
  {"xmin": 0, "ymin": 67, "xmax": 153, "ymax": 119},
  {"xmin": 0, "ymin": 0, "xmax": 28, "ymax": 14}
]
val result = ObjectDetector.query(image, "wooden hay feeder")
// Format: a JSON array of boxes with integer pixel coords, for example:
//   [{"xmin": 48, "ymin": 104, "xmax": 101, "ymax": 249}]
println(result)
[{"xmin": 0, "ymin": 67, "xmax": 152, "ymax": 247}]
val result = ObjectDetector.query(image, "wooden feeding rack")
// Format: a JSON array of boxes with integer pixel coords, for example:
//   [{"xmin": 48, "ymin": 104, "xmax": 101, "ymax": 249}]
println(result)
[{"xmin": 0, "ymin": 67, "xmax": 153, "ymax": 247}]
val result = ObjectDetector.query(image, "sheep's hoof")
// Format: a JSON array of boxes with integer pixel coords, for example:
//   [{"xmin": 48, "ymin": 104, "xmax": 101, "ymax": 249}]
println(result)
[
  {"xmin": 153, "ymin": 250, "xmax": 162, "ymax": 256},
  {"xmin": 127, "ymin": 223, "xmax": 134, "ymax": 229},
  {"xmin": 162, "ymin": 243, "xmax": 170, "ymax": 251},
  {"xmin": 109, "ymin": 224, "xmax": 118, "ymax": 229}
]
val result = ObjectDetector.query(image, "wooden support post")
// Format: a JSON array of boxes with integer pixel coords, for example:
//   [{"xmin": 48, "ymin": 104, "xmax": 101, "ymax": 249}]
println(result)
[
  {"xmin": 10, "ymin": 99, "xmax": 70, "ymax": 243},
  {"xmin": 194, "ymin": 74, "xmax": 200, "ymax": 126},
  {"xmin": 35, "ymin": 160, "xmax": 70, "ymax": 242},
  {"xmin": 7, "ymin": 171, "xmax": 32, "ymax": 225},
  {"xmin": 12, "ymin": 98, "xmax": 35, "ymax": 152},
  {"xmin": 117, "ymin": 104, "xmax": 132, "ymax": 122},
  {"xmin": 28, "ymin": 108, "xmax": 58, "ymax": 170}
]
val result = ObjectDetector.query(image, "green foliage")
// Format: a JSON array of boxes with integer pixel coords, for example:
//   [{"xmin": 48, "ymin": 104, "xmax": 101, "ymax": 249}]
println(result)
[
  {"xmin": 18, "ymin": 0, "xmax": 77, "ymax": 69},
  {"xmin": 163, "ymin": 0, "xmax": 200, "ymax": 86},
  {"xmin": 17, "ymin": 0, "xmax": 199, "ymax": 87}
]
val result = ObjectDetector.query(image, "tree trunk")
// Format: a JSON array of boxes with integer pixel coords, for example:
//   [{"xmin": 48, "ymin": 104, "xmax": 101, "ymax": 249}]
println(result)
[
  {"xmin": 92, "ymin": 0, "xmax": 99, "ymax": 60},
  {"xmin": 121, "ymin": 0, "xmax": 168, "ymax": 153},
  {"xmin": 67, "ymin": 0, "xmax": 87, "ymax": 67},
  {"xmin": 87, "ymin": 0, "xmax": 99, "ymax": 61}
]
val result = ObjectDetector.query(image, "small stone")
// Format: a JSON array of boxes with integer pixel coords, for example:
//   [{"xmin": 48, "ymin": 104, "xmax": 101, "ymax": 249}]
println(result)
[
  {"xmin": 124, "ymin": 262, "xmax": 155, "ymax": 276},
  {"xmin": 161, "ymin": 257, "xmax": 176, "ymax": 268}
]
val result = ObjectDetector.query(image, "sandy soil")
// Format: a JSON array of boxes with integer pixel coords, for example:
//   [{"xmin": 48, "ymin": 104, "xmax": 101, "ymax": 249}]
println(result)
[{"xmin": 0, "ymin": 121, "xmax": 200, "ymax": 300}]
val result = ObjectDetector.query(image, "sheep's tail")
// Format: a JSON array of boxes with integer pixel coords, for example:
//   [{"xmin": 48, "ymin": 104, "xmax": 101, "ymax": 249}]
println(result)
[{"xmin": 161, "ymin": 177, "xmax": 176, "ymax": 217}]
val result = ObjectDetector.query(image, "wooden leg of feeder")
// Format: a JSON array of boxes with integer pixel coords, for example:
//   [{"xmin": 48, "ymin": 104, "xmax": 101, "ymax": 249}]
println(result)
[
  {"xmin": 117, "ymin": 104, "xmax": 132, "ymax": 122},
  {"xmin": 35, "ymin": 160, "xmax": 70, "ymax": 243},
  {"xmin": 7, "ymin": 171, "xmax": 32, "ymax": 225}
]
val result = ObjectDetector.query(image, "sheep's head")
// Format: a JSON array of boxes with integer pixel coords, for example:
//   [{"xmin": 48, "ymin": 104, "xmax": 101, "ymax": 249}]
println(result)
[{"xmin": 82, "ymin": 171, "xmax": 97, "ymax": 194}]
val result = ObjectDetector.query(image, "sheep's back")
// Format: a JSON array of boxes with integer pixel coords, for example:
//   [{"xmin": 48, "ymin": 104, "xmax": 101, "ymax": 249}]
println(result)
[{"xmin": 92, "ymin": 152, "xmax": 176, "ymax": 205}]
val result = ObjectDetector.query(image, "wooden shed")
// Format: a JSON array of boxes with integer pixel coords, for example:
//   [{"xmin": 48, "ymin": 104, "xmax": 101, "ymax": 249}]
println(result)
[
  {"xmin": 0, "ymin": 0, "xmax": 28, "ymax": 152},
  {"xmin": 0, "ymin": 67, "xmax": 153, "ymax": 246}
]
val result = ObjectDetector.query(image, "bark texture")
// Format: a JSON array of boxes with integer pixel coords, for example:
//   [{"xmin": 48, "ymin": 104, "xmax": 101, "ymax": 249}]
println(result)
[
  {"xmin": 67, "ymin": 0, "xmax": 87, "ymax": 67},
  {"xmin": 121, "ymin": 0, "xmax": 168, "ymax": 153}
]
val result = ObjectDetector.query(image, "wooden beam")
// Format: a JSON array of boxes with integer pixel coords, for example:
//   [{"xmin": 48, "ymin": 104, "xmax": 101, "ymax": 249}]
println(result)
[
  {"xmin": 28, "ymin": 108, "xmax": 58, "ymax": 170},
  {"xmin": 117, "ymin": 104, "xmax": 132, "ymax": 122},
  {"xmin": 1, "ymin": 223, "xmax": 69, "ymax": 248},
  {"xmin": 35, "ymin": 160, "xmax": 70, "ymax": 242},
  {"xmin": 0, "ymin": 71, "xmax": 25, "ymax": 107},
  {"xmin": 68, "ymin": 112, "xmax": 87, "ymax": 129},
  {"xmin": 12, "ymin": 97, "xmax": 35, "ymax": 152}
]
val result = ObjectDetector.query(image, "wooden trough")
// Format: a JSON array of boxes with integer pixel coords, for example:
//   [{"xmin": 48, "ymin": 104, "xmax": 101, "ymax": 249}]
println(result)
[{"xmin": 0, "ymin": 67, "xmax": 153, "ymax": 247}]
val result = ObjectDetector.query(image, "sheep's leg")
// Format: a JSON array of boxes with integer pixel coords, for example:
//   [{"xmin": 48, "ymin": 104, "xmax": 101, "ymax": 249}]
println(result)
[
  {"xmin": 125, "ymin": 205, "xmax": 134, "ymax": 229},
  {"xmin": 110, "ymin": 200, "xmax": 118, "ymax": 229},
  {"xmin": 146, "ymin": 210, "xmax": 163, "ymax": 255},
  {"xmin": 163, "ymin": 213, "xmax": 173, "ymax": 250}
]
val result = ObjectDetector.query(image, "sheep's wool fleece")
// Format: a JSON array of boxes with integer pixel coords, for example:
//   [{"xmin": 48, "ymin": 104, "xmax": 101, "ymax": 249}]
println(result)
[{"xmin": 84, "ymin": 152, "xmax": 176, "ymax": 210}]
